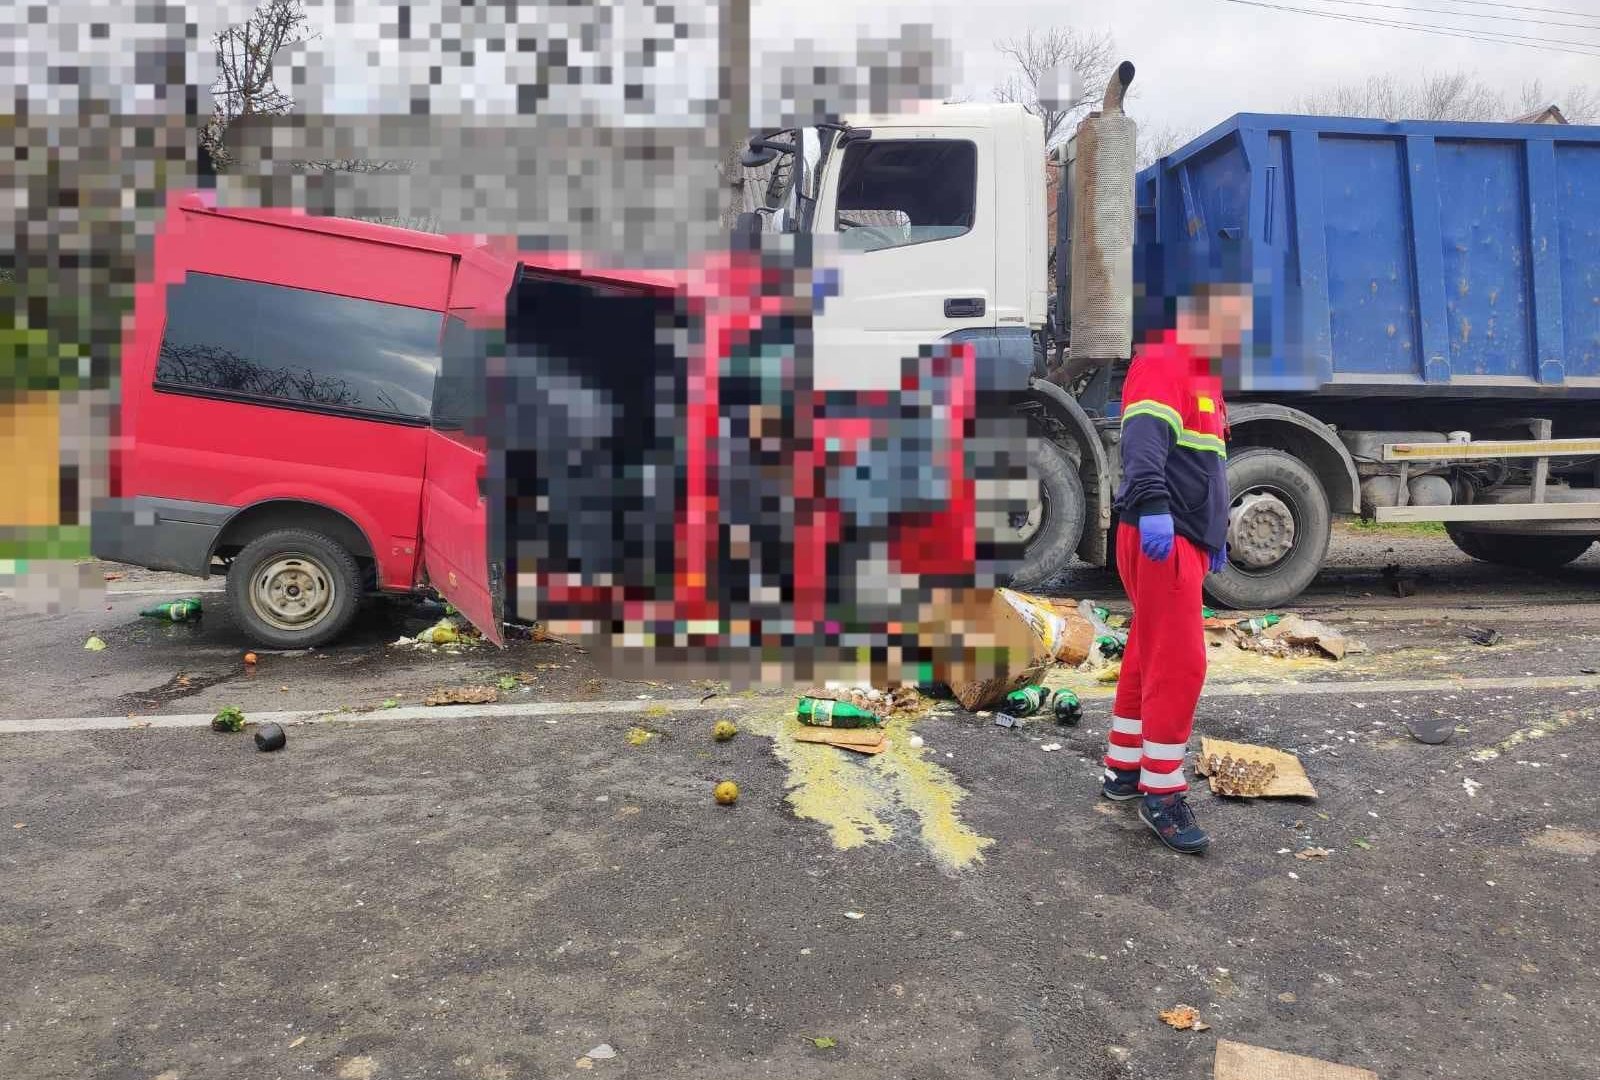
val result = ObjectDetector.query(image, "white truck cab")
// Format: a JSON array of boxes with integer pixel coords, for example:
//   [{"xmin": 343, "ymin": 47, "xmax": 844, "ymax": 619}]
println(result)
[{"xmin": 749, "ymin": 103, "xmax": 1047, "ymax": 392}]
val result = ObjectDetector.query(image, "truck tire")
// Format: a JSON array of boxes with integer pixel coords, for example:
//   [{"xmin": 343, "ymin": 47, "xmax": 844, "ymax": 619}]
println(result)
[
  {"xmin": 1205, "ymin": 449, "xmax": 1331, "ymax": 611},
  {"xmin": 227, "ymin": 528, "xmax": 364, "ymax": 649},
  {"xmin": 1009, "ymin": 437, "xmax": 1086, "ymax": 590},
  {"xmin": 1445, "ymin": 527, "xmax": 1595, "ymax": 571}
]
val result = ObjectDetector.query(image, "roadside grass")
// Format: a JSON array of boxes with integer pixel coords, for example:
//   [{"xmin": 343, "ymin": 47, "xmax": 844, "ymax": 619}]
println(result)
[{"xmin": 1343, "ymin": 517, "xmax": 1447, "ymax": 536}]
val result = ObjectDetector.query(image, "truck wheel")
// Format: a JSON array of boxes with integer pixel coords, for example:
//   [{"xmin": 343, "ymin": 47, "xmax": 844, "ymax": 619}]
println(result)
[
  {"xmin": 1445, "ymin": 527, "xmax": 1595, "ymax": 571},
  {"xmin": 1205, "ymin": 449, "xmax": 1331, "ymax": 611},
  {"xmin": 1009, "ymin": 437, "xmax": 1086, "ymax": 590},
  {"xmin": 227, "ymin": 528, "xmax": 363, "ymax": 648}
]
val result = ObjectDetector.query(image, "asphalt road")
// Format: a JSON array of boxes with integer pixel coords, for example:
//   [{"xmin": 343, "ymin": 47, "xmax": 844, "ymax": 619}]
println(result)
[{"xmin": 2, "ymin": 526, "xmax": 1598, "ymax": 1079}]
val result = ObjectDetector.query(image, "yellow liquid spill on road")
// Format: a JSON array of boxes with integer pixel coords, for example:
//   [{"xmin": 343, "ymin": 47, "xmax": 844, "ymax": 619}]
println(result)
[{"xmin": 745, "ymin": 704, "xmax": 993, "ymax": 870}]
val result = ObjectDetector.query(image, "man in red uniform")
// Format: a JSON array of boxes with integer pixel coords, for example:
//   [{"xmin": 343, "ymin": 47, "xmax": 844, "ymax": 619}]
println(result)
[{"xmin": 1101, "ymin": 284, "xmax": 1251, "ymax": 854}]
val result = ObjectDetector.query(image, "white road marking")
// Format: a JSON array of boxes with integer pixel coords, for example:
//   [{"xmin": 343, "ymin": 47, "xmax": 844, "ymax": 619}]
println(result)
[
  {"xmin": 3, "ymin": 674, "xmax": 1599, "ymax": 735},
  {"xmin": 0, "ymin": 695, "xmax": 744, "ymax": 734}
]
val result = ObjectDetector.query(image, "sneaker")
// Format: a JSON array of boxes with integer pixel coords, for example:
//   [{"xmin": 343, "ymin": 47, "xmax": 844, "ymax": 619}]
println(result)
[
  {"xmin": 1100, "ymin": 767, "xmax": 1141, "ymax": 801},
  {"xmin": 1138, "ymin": 792, "xmax": 1211, "ymax": 854}
]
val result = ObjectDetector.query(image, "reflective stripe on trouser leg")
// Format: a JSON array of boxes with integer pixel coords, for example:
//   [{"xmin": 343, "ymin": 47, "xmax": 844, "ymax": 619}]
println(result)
[
  {"xmin": 1140, "ymin": 739, "xmax": 1188, "ymax": 794},
  {"xmin": 1104, "ymin": 714, "xmax": 1142, "ymax": 769}
]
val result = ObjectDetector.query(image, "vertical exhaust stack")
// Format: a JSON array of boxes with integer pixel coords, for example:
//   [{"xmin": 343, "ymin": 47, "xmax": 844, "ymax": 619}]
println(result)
[{"xmin": 1067, "ymin": 60, "xmax": 1137, "ymax": 377}]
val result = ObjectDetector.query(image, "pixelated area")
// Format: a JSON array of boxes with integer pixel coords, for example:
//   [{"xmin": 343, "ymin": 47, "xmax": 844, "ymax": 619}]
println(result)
[{"xmin": 5, "ymin": 0, "xmax": 1035, "ymax": 683}]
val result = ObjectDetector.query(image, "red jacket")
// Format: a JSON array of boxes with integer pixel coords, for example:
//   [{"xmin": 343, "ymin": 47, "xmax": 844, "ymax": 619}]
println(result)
[{"xmin": 1113, "ymin": 332, "xmax": 1230, "ymax": 552}]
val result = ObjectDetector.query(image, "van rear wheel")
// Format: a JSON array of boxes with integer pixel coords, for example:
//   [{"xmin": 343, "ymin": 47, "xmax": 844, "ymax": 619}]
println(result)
[{"xmin": 227, "ymin": 528, "xmax": 363, "ymax": 648}]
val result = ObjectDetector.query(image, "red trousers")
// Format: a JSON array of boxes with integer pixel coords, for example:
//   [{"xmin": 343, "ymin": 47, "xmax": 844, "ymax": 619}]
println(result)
[{"xmin": 1105, "ymin": 522, "xmax": 1207, "ymax": 794}]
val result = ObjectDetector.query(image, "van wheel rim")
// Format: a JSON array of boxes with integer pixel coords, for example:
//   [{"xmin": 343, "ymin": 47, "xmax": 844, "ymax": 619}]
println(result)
[{"xmin": 252, "ymin": 555, "xmax": 335, "ymax": 632}]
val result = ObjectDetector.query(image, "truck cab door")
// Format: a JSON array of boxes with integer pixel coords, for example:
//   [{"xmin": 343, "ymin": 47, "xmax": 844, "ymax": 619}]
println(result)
[
  {"xmin": 810, "ymin": 124, "xmax": 997, "ymax": 391},
  {"xmin": 420, "ymin": 248, "xmax": 515, "ymax": 646}
]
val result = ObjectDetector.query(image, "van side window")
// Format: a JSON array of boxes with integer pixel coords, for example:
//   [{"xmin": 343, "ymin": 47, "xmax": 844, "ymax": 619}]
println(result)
[
  {"xmin": 432, "ymin": 313, "xmax": 488, "ymax": 433},
  {"xmin": 154, "ymin": 272, "xmax": 443, "ymax": 421},
  {"xmin": 834, "ymin": 140, "xmax": 977, "ymax": 253}
]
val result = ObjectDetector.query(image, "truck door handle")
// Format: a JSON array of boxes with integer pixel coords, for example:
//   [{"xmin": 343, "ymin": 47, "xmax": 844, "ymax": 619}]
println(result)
[{"xmin": 945, "ymin": 297, "xmax": 985, "ymax": 318}]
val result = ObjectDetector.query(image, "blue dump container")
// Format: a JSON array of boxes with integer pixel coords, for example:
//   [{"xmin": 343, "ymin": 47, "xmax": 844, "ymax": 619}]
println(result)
[{"xmin": 1135, "ymin": 114, "xmax": 1600, "ymax": 396}]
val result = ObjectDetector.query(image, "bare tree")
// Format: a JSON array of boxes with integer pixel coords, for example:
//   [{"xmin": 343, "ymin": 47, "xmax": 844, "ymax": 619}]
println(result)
[
  {"xmin": 1137, "ymin": 122, "xmax": 1201, "ymax": 172},
  {"xmin": 993, "ymin": 27, "xmax": 1117, "ymax": 148},
  {"xmin": 1515, "ymin": 79, "xmax": 1599, "ymax": 124},
  {"xmin": 201, "ymin": 0, "xmax": 314, "ymax": 169},
  {"xmin": 1296, "ymin": 70, "xmax": 1597, "ymax": 124}
]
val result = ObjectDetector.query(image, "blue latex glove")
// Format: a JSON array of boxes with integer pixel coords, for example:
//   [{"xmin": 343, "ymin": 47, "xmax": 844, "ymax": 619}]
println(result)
[
  {"xmin": 1209, "ymin": 544, "xmax": 1229, "ymax": 574},
  {"xmin": 1139, "ymin": 513, "xmax": 1175, "ymax": 562}
]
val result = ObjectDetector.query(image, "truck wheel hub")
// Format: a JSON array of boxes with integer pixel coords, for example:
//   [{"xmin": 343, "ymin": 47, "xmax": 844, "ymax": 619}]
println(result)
[
  {"xmin": 254, "ymin": 556, "xmax": 333, "ymax": 629},
  {"xmin": 1229, "ymin": 492, "xmax": 1296, "ymax": 569}
]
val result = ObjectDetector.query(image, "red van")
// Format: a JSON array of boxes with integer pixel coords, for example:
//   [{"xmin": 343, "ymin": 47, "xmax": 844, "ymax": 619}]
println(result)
[
  {"xmin": 97, "ymin": 194, "xmax": 985, "ymax": 654},
  {"xmin": 94, "ymin": 194, "xmax": 525, "ymax": 647}
]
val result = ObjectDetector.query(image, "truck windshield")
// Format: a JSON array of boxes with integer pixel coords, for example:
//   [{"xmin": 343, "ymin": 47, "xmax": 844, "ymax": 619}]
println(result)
[{"xmin": 834, "ymin": 139, "xmax": 976, "ymax": 252}]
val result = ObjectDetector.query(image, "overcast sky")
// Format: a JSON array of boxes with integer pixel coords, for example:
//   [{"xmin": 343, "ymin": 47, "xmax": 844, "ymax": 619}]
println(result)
[{"xmin": 753, "ymin": 0, "xmax": 1600, "ymax": 131}]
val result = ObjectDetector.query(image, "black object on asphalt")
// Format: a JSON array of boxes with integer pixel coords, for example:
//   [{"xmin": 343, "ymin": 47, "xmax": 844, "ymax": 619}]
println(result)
[
  {"xmin": 1404, "ymin": 717, "xmax": 1455, "ymax": 745},
  {"xmin": 916, "ymin": 682, "xmax": 955, "ymax": 700},
  {"xmin": 254, "ymin": 722, "xmax": 287, "ymax": 752},
  {"xmin": 1466, "ymin": 627, "xmax": 1501, "ymax": 647}
]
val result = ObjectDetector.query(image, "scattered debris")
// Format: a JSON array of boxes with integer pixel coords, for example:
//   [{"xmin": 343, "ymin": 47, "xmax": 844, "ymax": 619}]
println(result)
[
  {"xmin": 843, "ymin": 911, "xmax": 866, "ymax": 920},
  {"xmin": 1462, "ymin": 777, "xmax": 1482, "ymax": 798},
  {"xmin": 1294, "ymin": 847, "xmax": 1333, "ymax": 860},
  {"xmin": 243, "ymin": 652, "xmax": 258, "ymax": 665},
  {"xmin": 1404, "ymin": 717, "xmax": 1456, "ymax": 745},
  {"xmin": 713, "ymin": 781, "xmax": 739, "ymax": 805},
  {"xmin": 424, "ymin": 686, "xmax": 498, "ymax": 706},
  {"xmin": 140, "ymin": 598, "xmax": 202, "ymax": 622},
  {"xmin": 1053, "ymin": 690, "xmax": 1083, "ymax": 725},
  {"xmin": 254, "ymin": 722, "xmax": 287, "ymax": 752},
  {"xmin": 1003, "ymin": 684, "xmax": 1053, "ymax": 718},
  {"xmin": 943, "ymin": 589, "xmax": 1053, "ymax": 710},
  {"xmin": 1159, "ymin": 1004, "xmax": 1210, "ymax": 1032},
  {"xmin": 83, "ymin": 635, "xmax": 107, "ymax": 652},
  {"xmin": 13, "ymin": 822, "xmax": 26, "ymax": 829},
  {"xmin": 585, "ymin": 1045, "xmax": 617, "ymax": 1061},
  {"xmin": 381, "ymin": 699, "xmax": 399, "ymax": 709},
  {"xmin": 416, "ymin": 618, "xmax": 459, "ymax": 645},
  {"xmin": 211, "ymin": 706, "xmax": 246, "ymax": 733},
  {"xmin": 1277, "ymin": 992, "xmax": 1297, "ymax": 1004},
  {"xmin": 797, "ymin": 695, "xmax": 884, "ymax": 728},
  {"xmin": 1197, "ymin": 738, "xmax": 1316, "ymax": 798},
  {"xmin": 288, "ymin": 1036, "xmax": 306, "ymax": 1048},
  {"xmin": 1466, "ymin": 626, "xmax": 1501, "ymax": 647},
  {"xmin": 993, "ymin": 713, "xmax": 1019, "ymax": 729},
  {"xmin": 1214, "ymin": 1038, "xmax": 1377, "ymax": 1080},
  {"xmin": 809, "ymin": 1036, "xmax": 837, "ymax": 1050},
  {"xmin": 999, "ymin": 589, "xmax": 1096, "ymax": 665},
  {"xmin": 496, "ymin": 675, "xmax": 518, "ymax": 691},
  {"xmin": 713, "ymin": 720, "xmax": 739, "ymax": 742},
  {"xmin": 908, "ymin": 733, "xmax": 925, "ymax": 748},
  {"xmin": 794, "ymin": 726, "xmax": 887, "ymax": 755},
  {"xmin": 625, "ymin": 727, "xmax": 656, "ymax": 747},
  {"xmin": 575, "ymin": 1059, "xmax": 593, "ymax": 1071},
  {"xmin": 1202, "ymin": 752, "xmax": 1279, "ymax": 796},
  {"xmin": 1095, "ymin": 664, "xmax": 1121, "ymax": 684},
  {"xmin": 1351, "ymin": 838, "xmax": 1373, "ymax": 850},
  {"xmin": 1040, "ymin": 742, "xmax": 1063, "ymax": 752}
]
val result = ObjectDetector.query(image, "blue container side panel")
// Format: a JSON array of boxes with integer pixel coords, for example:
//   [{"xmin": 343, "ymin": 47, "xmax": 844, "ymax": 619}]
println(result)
[
  {"xmin": 1435, "ymin": 140, "xmax": 1534, "ymax": 378},
  {"xmin": 1556, "ymin": 143, "xmax": 1600, "ymax": 377},
  {"xmin": 1318, "ymin": 135, "xmax": 1422, "ymax": 379}
]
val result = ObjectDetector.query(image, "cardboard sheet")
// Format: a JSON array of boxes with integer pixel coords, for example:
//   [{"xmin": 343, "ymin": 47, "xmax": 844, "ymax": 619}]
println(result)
[
  {"xmin": 1197, "ymin": 738, "xmax": 1317, "ymax": 799},
  {"xmin": 1214, "ymin": 1040, "xmax": 1378, "ymax": 1080}
]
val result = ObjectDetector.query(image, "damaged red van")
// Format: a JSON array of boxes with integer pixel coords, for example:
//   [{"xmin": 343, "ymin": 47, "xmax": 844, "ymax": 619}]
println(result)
[
  {"xmin": 95, "ymin": 194, "xmax": 529, "ymax": 647},
  {"xmin": 97, "ymin": 194, "xmax": 987, "ymax": 653}
]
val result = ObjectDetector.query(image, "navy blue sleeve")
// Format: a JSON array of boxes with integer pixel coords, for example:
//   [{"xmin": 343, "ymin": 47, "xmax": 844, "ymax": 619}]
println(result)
[{"xmin": 1120, "ymin": 413, "xmax": 1174, "ymax": 518}]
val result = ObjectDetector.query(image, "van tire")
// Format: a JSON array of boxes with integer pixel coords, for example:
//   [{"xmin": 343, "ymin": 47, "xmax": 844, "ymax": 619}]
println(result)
[
  {"xmin": 1445, "ymin": 527, "xmax": 1595, "ymax": 571},
  {"xmin": 1009, "ymin": 437, "xmax": 1086, "ymax": 590},
  {"xmin": 227, "ymin": 529, "xmax": 363, "ymax": 648},
  {"xmin": 1205, "ymin": 449, "xmax": 1331, "ymax": 611}
]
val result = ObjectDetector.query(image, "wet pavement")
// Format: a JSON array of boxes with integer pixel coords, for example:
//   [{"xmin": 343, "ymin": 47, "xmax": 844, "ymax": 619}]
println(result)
[{"xmin": 2, "ymin": 525, "xmax": 1598, "ymax": 1079}]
